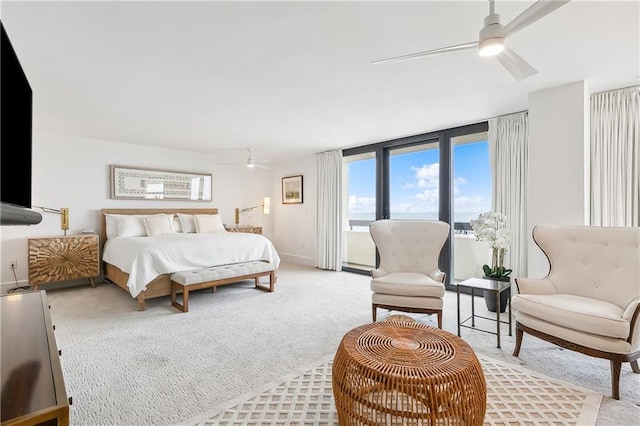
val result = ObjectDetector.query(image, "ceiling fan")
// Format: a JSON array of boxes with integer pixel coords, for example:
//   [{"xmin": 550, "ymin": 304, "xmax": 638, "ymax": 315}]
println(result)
[
  {"xmin": 372, "ymin": 0, "xmax": 571, "ymax": 81},
  {"xmin": 216, "ymin": 148, "xmax": 270, "ymax": 169},
  {"xmin": 245, "ymin": 148, "xmax": 270, "ymax": 169}
]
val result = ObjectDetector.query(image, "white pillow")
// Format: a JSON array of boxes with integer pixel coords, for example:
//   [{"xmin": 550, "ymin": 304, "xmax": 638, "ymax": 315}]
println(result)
[
  {"xmin": 116, "ymin": 216, "xmax": 147, "ymax": 238},
  {"xmin": 194, "ymin": 214, "xmax": 226, "ymax": 233},
  {"xmin": 172, "ymin": 217, "xmax": 182, "ymax": 233},
  {"xmin": 143, "ymin": 214, "xmax": 173, "ymax": 236},
  {"xmin": 177, "ymin": 213, "xmax": 196, "ymax": 233},
  {"xmin": 105, "ymin": 214, "xmax": 148, "ymax": 239}
]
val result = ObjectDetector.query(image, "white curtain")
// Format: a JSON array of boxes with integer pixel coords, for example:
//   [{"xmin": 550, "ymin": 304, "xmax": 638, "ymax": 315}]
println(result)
[
  {"xmin": 590, "ymin": 86, "xmax": 640, "ymax": 226},
  {"xmin": 315, "ymin": 149, "xmax": 342, "ymax": 270},
  {"xmin": 489, "ymin": 112, "xmax": 528, "ymax": 278}
]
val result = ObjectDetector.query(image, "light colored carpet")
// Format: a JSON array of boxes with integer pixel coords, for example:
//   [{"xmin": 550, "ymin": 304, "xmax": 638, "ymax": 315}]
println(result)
[
  {"xmin": 186, "ymin": 352, "xmax": 602, "ymax": 425},
  {"xmin": 44, "ymin": 262, "xmax": 639, "ymax": 425}
]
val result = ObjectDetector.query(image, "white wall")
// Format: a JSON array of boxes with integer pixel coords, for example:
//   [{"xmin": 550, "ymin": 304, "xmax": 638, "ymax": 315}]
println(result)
[
  {"xmin": 527, "ymin": 81, "xmax": 590, "ymax": 278},
  {"xmin": 269, "ymin": 155, "xmax": 317, "ymax": 267},
  {"xmin": 0, "ymin": 80, "xmax": 611, "ymax": 290},
  {"xmin": 0, "ymin": 131, "xmax": 273, "ymax": 291}
]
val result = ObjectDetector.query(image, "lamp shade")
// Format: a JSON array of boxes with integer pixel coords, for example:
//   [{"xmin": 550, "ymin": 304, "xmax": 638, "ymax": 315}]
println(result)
[{"xmin": 262, "ymin": 197, "xmax": 271, "ymax": 215}]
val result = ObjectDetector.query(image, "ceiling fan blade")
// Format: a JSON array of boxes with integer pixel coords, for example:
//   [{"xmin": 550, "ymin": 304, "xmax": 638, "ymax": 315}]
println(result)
[
  {"xmin": 502, "ymin": 0, "xmax": 571, "ymax": 38},
  {"xmin": 372, "ymin": 41, "xmax": 478, "ymax": 65},
  {"xmin": 495, "ymin": 47, "xmax": 537, "ymax": 81}
]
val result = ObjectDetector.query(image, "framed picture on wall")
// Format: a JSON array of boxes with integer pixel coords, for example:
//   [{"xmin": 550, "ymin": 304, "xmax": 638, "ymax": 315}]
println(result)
[{"xmin": 282, "ymin": 175, "xmax": 303, "ymax": 204}]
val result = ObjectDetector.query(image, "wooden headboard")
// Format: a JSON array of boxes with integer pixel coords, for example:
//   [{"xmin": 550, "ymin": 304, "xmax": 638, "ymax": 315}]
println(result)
[{"xmin": 100, "ymin": 208, "xmax": 219, "ymax": 247}]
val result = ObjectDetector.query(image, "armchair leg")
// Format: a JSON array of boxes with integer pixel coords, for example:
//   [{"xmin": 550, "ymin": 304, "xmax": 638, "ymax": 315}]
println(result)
[
  {"xmin": 611, "ymin": 359, "xmax": 622, "ymax": 400},
  {"xmin": 437, "ymin": 311, "xmax": 442, "ymax": 329},
  {"xmin": 631, "ymin": 360, "xmax": 640, "ymax": 374},
  {"xmin": 372, "ymin": 304, "xmax": 377, "ymax": 322},
  {"xmin": 512, "ymin": 324, "xmax": 523, "ymax": 357}
]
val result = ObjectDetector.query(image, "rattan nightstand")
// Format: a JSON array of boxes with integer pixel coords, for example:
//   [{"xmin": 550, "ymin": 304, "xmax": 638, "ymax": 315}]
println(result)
[
  {"xmin": 28, "ymin": 234, "xmax": 100, "ymax": 291},
  {"xmin": 226, "ymin": 226, "xmax": 262, "ymax": 234}
]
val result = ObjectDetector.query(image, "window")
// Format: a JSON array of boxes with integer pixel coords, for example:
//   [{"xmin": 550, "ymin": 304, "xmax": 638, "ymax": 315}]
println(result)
[
  {"xmin": 342, "ymin": 122, "xmax": 490, "ymax": 283},
  {"xmin": 342, "ymin": 152, "xmax": 377, "ymax": 271},
  {"xmin": 452, "ymin": 132, "xmax": 492, "ymax": 283}
]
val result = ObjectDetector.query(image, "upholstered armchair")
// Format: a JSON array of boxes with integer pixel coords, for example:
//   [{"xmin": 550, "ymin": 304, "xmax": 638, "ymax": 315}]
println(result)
[
  {"xmin": 512, "ymin": 224, "xmax": 640, "ymax": 399},
  {"xmin": 369, "ymin": 219, "xmax": 450, "ymax": 328}
]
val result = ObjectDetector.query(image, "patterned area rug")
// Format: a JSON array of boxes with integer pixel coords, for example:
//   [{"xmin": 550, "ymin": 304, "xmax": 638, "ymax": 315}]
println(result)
[{"xmin": 185, "ymin": 353, "xmax": 602, "ymax": 426}]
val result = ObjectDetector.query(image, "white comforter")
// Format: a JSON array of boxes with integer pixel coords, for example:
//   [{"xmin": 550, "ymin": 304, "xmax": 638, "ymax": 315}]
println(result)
[{"xmin": 102, "ymin": 232, "xmax": 281, "ymax": 297}]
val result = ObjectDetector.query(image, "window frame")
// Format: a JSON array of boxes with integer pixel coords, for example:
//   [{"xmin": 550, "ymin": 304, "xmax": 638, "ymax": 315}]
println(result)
[{"xmin": 342, "ymin": 121, "xmax": 489, "ymax": 283}]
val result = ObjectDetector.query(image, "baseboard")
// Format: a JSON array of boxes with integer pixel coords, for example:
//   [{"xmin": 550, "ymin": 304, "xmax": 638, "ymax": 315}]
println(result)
[
  {"xmin": 1, "ymin": 277, "xmax": 107, "ymax": 295},
  {"xmin": 278, "ymin": 253, "xmax": 315, "ymax": 268},
  {"xmin": 1, "ymin": 279, "xmax": 30, "ymax": 295}
]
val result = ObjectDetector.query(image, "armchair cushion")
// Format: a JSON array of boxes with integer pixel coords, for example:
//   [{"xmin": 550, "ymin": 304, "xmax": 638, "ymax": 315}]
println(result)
[
  {"xmin": 516, "ymin": 313, "xmax": 633, "ymax": 354},
  {"xmin": 372, "ymin": 293, "xmax": 443, "ymax": 310},
  {"xmin": 513, "ymin": 294, "xmax": 628, "ymax": 339},
  {"xmin": 371, "ymin": 273, "xmax": 445, "ymax": 298}
]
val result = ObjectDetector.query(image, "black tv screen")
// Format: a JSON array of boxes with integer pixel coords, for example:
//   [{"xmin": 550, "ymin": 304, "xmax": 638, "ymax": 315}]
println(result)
[{"xmin": 1, "ymin": 21, "xmax": 41, "ymax": 225}]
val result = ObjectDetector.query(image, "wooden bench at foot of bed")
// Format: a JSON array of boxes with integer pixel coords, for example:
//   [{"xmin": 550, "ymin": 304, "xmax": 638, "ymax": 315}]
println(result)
[{"xmin": 170, "ymin": 260, "xmax": 276, "ymax": 312}]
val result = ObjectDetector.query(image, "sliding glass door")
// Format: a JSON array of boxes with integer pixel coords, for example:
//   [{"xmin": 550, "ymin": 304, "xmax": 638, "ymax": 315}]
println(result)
[
  {"xmin": 342, "ymin": 122, "xmax": 489, "ymax": 281},
  {"xmin": 451, "ymin": 131, "xmax": 492, "ymax": 283},
  {"xmin": 342, "ymin": 152, "xmax": 377, "ymax": 272}
]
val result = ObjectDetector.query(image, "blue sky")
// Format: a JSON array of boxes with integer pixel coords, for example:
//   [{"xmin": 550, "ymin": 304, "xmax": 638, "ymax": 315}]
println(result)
[{"xmin": 347, "ymin": 141, "xmax": 491, "ymax": 221}]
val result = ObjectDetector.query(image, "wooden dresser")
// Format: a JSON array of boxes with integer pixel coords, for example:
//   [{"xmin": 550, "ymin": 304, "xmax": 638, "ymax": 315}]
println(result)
[
  {"xmin": 28, "ymin": 234, "xmax": 100, "ymax": 291},
  {"xmin": 1, "ymin": 291, "xmax": 70, "ymax": 425}
]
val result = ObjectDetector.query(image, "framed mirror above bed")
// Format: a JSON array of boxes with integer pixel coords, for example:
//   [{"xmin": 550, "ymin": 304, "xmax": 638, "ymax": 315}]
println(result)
[{"xmin": 110, "ymin": 165, "xmax": 212, "ymax": 201}]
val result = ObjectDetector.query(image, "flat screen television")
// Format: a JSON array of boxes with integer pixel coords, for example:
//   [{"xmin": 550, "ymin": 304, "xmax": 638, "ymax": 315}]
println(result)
[{"xmin": 0, "ymin": 21, "xmax": 42, "ymax": 225}]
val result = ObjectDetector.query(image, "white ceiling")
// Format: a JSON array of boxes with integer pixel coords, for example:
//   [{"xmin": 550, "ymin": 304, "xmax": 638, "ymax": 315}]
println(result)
[{"xmin": 1, "ymin": 1, "xmax": 638, "ymax": 164}]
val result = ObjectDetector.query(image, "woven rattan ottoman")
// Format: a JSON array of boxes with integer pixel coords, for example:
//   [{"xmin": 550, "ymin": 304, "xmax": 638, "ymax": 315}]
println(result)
[{"xmin": 332, "ymin": 320, "xmax": 486, "ymax": 425}]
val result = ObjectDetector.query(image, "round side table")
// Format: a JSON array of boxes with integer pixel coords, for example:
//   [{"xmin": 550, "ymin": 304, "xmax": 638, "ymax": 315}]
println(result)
[{"xmin": 332, "ymin": 320, "xmax": 486, "ymax": 425}]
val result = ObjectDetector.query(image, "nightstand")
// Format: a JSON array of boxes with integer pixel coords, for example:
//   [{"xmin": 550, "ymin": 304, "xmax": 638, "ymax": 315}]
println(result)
[
  {"xmin": 226, "ymin": 226, "xmax": 262, "ymax": 235},
  {"xmin": 28, "ymin": 234, "xmax": 100, "ymax": 291}
]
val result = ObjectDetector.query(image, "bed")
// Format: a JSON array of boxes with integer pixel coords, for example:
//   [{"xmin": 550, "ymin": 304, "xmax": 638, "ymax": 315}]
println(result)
[{"xmin": 100, "ymin": 208, "xmax": 281, "ymax": 310}]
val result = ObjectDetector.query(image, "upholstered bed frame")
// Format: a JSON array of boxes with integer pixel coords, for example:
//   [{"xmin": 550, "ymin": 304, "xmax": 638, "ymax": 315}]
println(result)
[{"xmin": 100, "ymin": 208, "xmax": 219, "ymax": 311}]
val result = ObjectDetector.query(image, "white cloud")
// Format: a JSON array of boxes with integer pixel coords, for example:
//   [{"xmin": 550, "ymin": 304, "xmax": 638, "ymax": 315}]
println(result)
[
  {"xmin": 348, "ymin": 194, "xmax": 376, "ymax": 212},
  {"xmin": 454, "ymin": 196, "xmax": 489, "ymax": 212},
  {"xmin": 401, "ymin": 182, "xmax": 415, "ymax": 190},
  {"xmin": 416, "ymin": 188, "xmax": 439, "ymax": 203},
  {"xmin": 411, "ymin": 164, "xmax": 439, "ymax": 190},
  {"xmin": 453, "ymin": 176, "xmax": 468, "ymax": 195},
  {"xmin": 454, "ymin": 176, "xmax": 467, "ymax": 185}
]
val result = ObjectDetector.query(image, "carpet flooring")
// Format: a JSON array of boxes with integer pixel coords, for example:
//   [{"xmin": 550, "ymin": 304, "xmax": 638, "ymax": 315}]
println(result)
[
  {"xmin": 43, "ymin": 262, "xmax": 639, "ymax": 425},
  {"xmin": 186, "ymin": 353, "xmax": 602, "ymax": 425}
]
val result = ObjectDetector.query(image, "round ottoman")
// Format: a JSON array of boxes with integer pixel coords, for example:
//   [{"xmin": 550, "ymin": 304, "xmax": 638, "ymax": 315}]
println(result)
[{"xmin": 332, "ymin": 320, "xmax": 486, "ymax": 425}]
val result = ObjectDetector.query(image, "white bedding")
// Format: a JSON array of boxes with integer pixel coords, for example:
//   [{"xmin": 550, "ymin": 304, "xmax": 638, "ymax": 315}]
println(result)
[{"xmin": 102, "ymin": 232, "xmax": 281, "ymax": 297}]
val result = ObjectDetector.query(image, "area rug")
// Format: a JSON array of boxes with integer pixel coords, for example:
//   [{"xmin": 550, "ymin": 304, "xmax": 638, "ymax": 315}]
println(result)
[{"xmin": 185, "ymin": 353, "xmax": 602, "ymax": 426}]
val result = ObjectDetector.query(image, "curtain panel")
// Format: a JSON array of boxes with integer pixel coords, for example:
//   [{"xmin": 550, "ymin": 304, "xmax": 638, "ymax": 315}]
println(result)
[
  {"xmin": 590, "ymin": 86, "xmax": 640, "ymax": 227},
  {"xmin": 315, "ymin": 150, "xmax": 343, "ymax": 270},
  {"xmin": 489, "ymin": 111, "xmax": 528, "ymax": 278}
]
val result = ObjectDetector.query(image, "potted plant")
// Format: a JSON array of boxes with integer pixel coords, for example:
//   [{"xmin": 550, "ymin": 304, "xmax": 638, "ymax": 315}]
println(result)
[{"xmin": 469, "ymin": 211, "xmax": 513, "ymax": 312}]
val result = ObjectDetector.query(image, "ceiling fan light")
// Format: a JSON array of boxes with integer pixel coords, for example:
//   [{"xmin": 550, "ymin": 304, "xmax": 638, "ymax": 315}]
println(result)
[
  {"xmin": 246, "ymin": 148, "xmax": 255, "ymax": 167},
  {"xmin": 478, "ymin": 37, "xmax": 504, "ymax": 57}
]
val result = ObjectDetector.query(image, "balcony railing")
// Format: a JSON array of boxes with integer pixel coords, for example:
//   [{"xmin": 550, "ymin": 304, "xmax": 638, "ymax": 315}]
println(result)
[
  {"xmin": 347, "ymin": 219, "xmax": 473, "ymax": 234},
  {"xmin": 343, "ymin": 219, "xmax": 490, "ymax": 281}
]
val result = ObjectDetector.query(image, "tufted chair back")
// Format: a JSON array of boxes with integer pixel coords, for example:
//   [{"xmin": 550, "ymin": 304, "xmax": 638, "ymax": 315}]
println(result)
[
  {"xmin": 370, "ymin": 220, "xmax": 450, "ymax": 277},
  {"xmin": 533, "ymin": 224, "xmax": 640, "ymax": 309}
]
